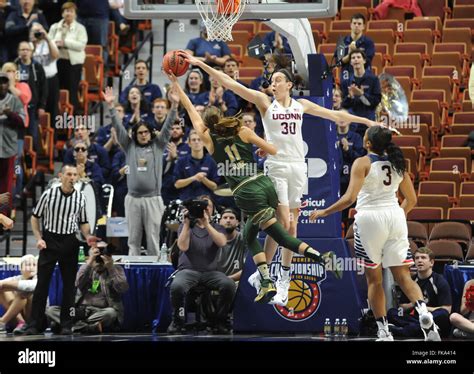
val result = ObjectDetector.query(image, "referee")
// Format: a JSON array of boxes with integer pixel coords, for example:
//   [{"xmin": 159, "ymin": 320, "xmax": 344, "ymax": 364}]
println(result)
[{"xmin": 19, "ymin": 165, "xmax": 99, "ymax": 335}]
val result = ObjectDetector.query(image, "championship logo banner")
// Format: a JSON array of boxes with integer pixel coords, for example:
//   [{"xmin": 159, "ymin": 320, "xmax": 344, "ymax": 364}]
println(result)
[
  {"xmin": 271, "ymin": 253, "xmax": 325, "ymax": 322},
  {"xmin": 234, "ymin": 239, "xmax": 365, "ymax": 333}
]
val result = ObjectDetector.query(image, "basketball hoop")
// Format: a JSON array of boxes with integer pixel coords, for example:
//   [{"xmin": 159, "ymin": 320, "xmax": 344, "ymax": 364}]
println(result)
[{"xmin": 196, "ymin": 0, "xmax": 247, "ymax": 42}]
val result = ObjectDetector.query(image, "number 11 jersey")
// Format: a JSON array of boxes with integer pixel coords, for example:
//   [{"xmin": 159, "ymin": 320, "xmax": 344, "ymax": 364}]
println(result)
[
  {"xmin": 262, "ymin": 99, "xmax": 305, "ymax": 163},
  {"xmin": 356, "ymin": 154, "xmax": 404, "ymax": 210}
]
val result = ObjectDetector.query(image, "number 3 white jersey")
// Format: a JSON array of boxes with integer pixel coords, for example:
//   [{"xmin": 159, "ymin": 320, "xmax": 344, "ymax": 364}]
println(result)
[
  {"xmin": 356, "ymin": 154, "xmax": 404, "ymax": 210},
  {"xmin": 262, "ymin": 99, "xmax": 305, "ymax": 162}
]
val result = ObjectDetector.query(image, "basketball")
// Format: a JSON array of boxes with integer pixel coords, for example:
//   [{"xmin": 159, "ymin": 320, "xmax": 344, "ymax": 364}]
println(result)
[
  {"xmin": 162, "ymin": 50, "xmax": 189, "ymax": 77},
  {"xmin": 217, "ymin": 0, "xmax": 241, "ymax": 14},
  {"xmin": 286, "ymin": 280, "xmax": 313, "ymax": 312}
]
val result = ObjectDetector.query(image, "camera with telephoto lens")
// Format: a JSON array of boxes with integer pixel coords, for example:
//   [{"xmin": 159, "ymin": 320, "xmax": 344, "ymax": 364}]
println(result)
[
  {"xmin": 182, "ymin": 199, "xmax": 209, "ymax": 227},
  {"xmin": 95, "ymin": 241, "xmax": 116, "ymax": 263},
  {"xmin": 34, "ymin": 31, "xmax": 43, "ymax": 39}
]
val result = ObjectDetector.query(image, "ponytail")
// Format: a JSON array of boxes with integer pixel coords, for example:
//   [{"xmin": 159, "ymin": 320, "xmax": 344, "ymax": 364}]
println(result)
[
  {"xmin": 213, "ymin": 115, "xmax": 242, "ymax": 138},
  {"xmin": 202, "ymin": 105, "xmax": 242, "ymax": 139},
  {"xmin": 386, "ymin": 142, "xmax": 406, "ymax": 176},
  {"xmin": 367, "ymin": 126, "xmax": 406, "ymax": 176}
]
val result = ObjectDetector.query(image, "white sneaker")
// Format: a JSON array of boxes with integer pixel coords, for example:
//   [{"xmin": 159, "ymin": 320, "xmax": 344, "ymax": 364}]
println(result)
[
  {"xmin": 269, "ymin": 276, "xmax": 290, "ymax": 306},
  {"xmin": 419, "ymin": 313, "xmax": 441, "ymax": 341},
  {"xmin": 248, "ymin": 271, "xmax": 261, "ymax": 294},
  {"xmin": 376, "ymin": 329, "xmax": 394, "ymax": 341}
]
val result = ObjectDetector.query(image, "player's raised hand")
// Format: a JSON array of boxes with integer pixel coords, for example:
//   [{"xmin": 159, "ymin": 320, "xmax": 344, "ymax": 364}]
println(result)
[
  {"xmin": 163, "ymin": 69, "xmax": 178, "ymax": 83},
  {"xmin": 178, "ymin": 50, "xmax": 201, "ymax": 66}
]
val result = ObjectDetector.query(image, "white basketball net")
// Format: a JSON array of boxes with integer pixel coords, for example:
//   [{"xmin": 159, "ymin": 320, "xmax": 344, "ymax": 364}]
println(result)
[{"xmin": 196, "ymin": 0, "xmax": 247, "ymax": 41}]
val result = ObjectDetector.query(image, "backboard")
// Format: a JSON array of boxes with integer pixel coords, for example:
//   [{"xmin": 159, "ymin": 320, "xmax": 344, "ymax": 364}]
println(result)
[{"xmin": 123, "ymin": 0, "xmax": 337, "ymax": 20}]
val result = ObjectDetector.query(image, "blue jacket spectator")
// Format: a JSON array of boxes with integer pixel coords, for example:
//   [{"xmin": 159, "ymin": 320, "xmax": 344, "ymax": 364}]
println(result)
[
  {"xmin": 64, "ymin": 142, "xmax": 111, "ymax": 180},
  {"xmin": 185, "ymin": 25, "xmax": 231, "ymax": 68},
  {"xmin": 95, "ymin": 103, "xmax": 126, "ymax": 159},
  {"xmin": 162, "ymin": 123, "xmax": 191, "ymax": 205},
  {"xmin": 119, "ymin": 60, "xmax": 162, "ymax": 105},
  {"xmin": 184, "ymin": 69, "xmax": 206, "ymax": 105},
  {"xmin": 337, "ymin": 124, "xmax": 364, "ymax": 191},
  {"xmin": 341, "ymin": 49, "xmax": 381, "ymax": 138},
  {"xmin": 174, "ymin": 130, "xmax": 219, "ymax": 201},
  {"xmin": 111, "ymin": 149, "xmax": 127, "ymax": 217},
  {"xmin": 334, "ymin": 13, "xmax": 374, "ymax": 78},
  {"xmin": 194, "ymin": 90, "xmax": 239, "ymax": 117},
  {"xmin": 120, "ymin": 82, "xmax": 162, "ymax": 107},
  {"xmin": 123, "ymin": 86, "xmax": 153, "ymax": 129},
  {"xmin": 71, "ymin": 140, "xmax": 105, "ymax": 188},
  {"xmin": 223, "ymin": 57, "xmax": 248, "ymax": 112},
  {"xmin": 82, "ymin": 160, "xmax": 105, "ymax": 187}
]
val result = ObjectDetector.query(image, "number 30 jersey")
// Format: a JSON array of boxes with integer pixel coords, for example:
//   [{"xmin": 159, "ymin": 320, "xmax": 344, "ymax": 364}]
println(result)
[
  {"xmin": 262, "ymin": 99, "xmax": 305, "ymax": 162},
  {"xmin": 356, "ymin": 154, "xmax": 404, "ymax": 210}
]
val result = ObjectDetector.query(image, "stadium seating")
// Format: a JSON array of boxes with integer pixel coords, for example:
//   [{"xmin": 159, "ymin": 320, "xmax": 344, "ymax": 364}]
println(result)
[
  {"xmin": 407, "ymin": 221, "xmax": 429, "ymax": 247},
  {"xmin": 429, "ymin": 221, "xmax": 472, "ymax": 252},
  {"xmin": 407, "ymin": 207, "xmax": 443, "ymax": 220}
]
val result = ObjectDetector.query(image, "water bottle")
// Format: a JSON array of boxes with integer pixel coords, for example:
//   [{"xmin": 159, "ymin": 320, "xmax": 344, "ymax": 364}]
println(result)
[
  {"xmin": 323, "ymin": 318, "xmax": 332, "ymax": 337},
  {"xmin": 78, "ymin": 246, "xmax": 86, "ymax": 262},
  {"xmin": 334, "ymin": 318, "xmax": 341, "ymax": 337},
  {"xmin": 159, "ymin": 243, "xmax": 168, "ymax": 263},
  {"xmin": 341, "ymin": 318, "xmax": 348, "ymax": 338}
]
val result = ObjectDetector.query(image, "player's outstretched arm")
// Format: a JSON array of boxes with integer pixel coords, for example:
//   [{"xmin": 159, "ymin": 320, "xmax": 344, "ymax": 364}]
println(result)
[
  {"xmin": 180, "ymin": 51, "xmax": 270, "ymax": 112},
  {"xmin": 239, "ymin": 126, "xmax": 277, "ymax": 156},
  {"xmin": 310, "ymin": 156, "xmax": 370, "ymax": 221},
  {"xmin": 398, "ymin": 172, "xmax": 417, "ymax": 216},
  {"xmin": 298, "ymin": 99, "xmax": 380, "ymax": 128},
  {"xmin": 165, "ymin": 71, "xmax": 214, "ymax": 153}
]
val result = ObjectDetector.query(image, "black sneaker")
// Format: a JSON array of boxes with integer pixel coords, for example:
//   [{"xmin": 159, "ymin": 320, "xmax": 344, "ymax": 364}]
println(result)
[
  {"xmin": 50, "ymin": 321, "xmax": 62, "ymax": 335},
  {"xmin": 59, "ymin": 327, "xmax": 73, "ymax": 336},
  {"xmin": 212, "ymin": 322, "xmax": 232, "ymax": 335},
  {"xmin": 18, "ymin": 326, "xmax": 44, "ymax": 336},
  {"xmin": 167, "ymin": 321, "xmax": 185, "ymax": 335}
]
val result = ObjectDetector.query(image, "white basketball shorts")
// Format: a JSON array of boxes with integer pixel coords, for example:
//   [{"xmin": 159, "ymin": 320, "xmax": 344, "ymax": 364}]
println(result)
[
  {"xmin": 264, "ymin": 160, "xmax": 307, "ymax": 209},
  {"xmin": 353, "ymin": 207, "xmax": 414, "ymax": 269}
]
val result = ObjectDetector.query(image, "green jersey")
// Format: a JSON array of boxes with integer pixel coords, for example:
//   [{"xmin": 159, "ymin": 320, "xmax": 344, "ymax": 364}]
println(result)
[{"xmin": 209, "ymin": 133, "xmax": 260, "ymax": 190}]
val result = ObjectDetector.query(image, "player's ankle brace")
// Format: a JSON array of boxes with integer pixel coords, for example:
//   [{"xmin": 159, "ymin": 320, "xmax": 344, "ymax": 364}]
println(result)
[{"xmin": 264, "ymin": 222, "xmax": 302, "ymax": 254}]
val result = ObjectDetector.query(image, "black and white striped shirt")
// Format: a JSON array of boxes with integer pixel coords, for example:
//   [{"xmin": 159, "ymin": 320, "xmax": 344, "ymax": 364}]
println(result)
[{"xmin": 33, "ymin": 186, "xmax": 88, "ymax": 235}]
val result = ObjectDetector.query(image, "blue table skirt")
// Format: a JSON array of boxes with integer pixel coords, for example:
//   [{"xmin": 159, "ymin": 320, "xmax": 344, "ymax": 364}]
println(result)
[
  {"xmin": 444, "ymin": 264, "xmax": 474, "ymax": 313},
  {"xmin": 0, "ymin": 264, "xmax": 174, "ymax": 332}
]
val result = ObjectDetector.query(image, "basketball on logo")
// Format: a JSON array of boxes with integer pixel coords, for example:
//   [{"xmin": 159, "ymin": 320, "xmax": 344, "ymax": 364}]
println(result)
[{"xmin": 275, "ymin": 279, "xmax": 321, "ymax": 322}]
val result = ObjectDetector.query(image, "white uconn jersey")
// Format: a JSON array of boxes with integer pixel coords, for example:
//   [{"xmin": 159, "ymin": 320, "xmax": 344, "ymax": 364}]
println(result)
[
  {"xmin": 356, "ymin": 154, "xmax": 403, "ymax": 210},
  {"xmin": 262, "ymin": 99, "xmax": 305, "ymax": 162}
]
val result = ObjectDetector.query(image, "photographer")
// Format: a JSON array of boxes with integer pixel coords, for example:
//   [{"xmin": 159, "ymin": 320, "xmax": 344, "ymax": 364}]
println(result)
[
  {"xmin": 168, "ymin": 195, "xmax": 235, "ymax": 334},
  {"xmin": 31, "ymin": 22, "xmax": 59, "ymax": 126},
  {"xmin": 45, "ymin": 242, "xmax": 129, "ymax": 334}
]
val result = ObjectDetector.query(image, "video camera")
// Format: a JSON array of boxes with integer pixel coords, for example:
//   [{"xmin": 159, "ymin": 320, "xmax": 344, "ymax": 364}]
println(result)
[{"xmin": 182, "ymin": 199, "xmax": 209, "ymax": 227}]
